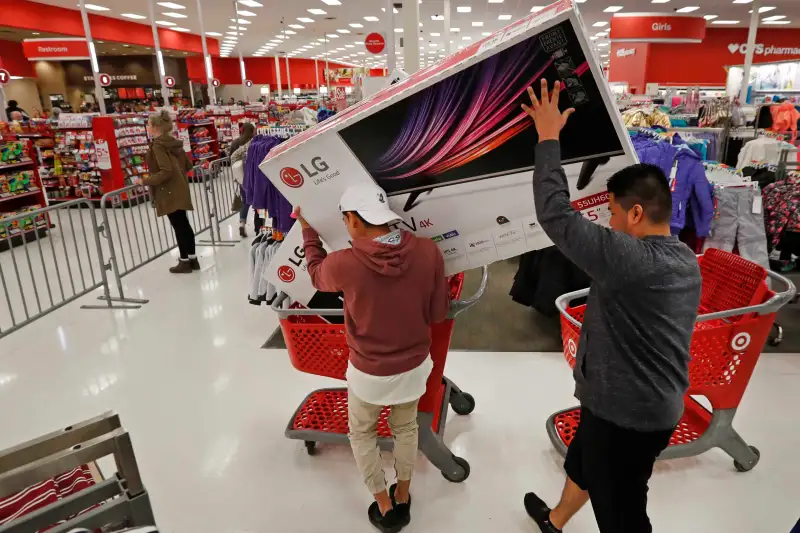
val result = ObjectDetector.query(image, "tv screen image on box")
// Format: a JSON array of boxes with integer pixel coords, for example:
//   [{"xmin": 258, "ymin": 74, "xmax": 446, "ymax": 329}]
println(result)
[{"xmin": 338, "ymin": 20, "xmax": 624, "ymax": 197}]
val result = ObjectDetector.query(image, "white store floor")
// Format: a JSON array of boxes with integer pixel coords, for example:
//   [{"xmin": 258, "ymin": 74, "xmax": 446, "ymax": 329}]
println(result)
[{"xmin": 0, "ymin": 215, "xmax": 798, "ymax": 533}]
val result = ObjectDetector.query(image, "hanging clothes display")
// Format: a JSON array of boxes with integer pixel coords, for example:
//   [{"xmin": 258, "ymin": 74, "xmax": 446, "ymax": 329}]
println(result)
[
  {"xmin": 242, "ymin": 135, "xmax": 295, "ymax": 233},
  {"xmin": 701, "ymin": 166, "xmax": 769, "ymax": 271},
  {"xmin": 622, "ymin": 107, "xmax": 672, "ymax": 128},
  {"xmin": 249, "ymin": 230, "xmax": 283, "ymax": 304},
  {"xmin": 629, "ymin": 129, "xmax": 715, "ymax": 237},
  {"xmin": 762, "ymin": 173, "xmax": 800, "ymax": 248},
  {"xmin": 736, "ymin": 135, "xmax": 797, "ymax": 168}
]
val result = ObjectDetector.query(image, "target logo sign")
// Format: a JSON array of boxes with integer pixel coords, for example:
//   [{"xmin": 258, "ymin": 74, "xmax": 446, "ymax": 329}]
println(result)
[
  {"xmin": 164, "ymin": 76, "xmax": 176, "ymax": 88},
  {"xmin": 98, "ymin": 73, "xmax": 111, "ymax": 87},
  {"xmin": 731, "ymin": 332, "xmax": 751, "ymax": 351},
  {"xmin": 567, "ymin": 338, "xmax": 577, "ymax": 358},
  {"xmin": 280, "ymin": 167, "xmax": 304, "ymax": 188},
  {"xmin": 212, "ymin": 78, "xmax": 221, "ymax": 87},
  {"xmin": 245, "ymin": 79, "xmax": 253, "ymax": 87},
  {"xmin": 277, "ymin": 265, "xmax": 296, "ymax": 283},
  {"xmin": 0, "ymin": 69, "xmax": 10, "ymax": 85}
]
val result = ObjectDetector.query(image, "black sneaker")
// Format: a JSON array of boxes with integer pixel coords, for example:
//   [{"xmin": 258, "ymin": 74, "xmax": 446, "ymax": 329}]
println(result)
[
  {"xmin": 389, "ymin": 484, "xmax": 411, "ymax": 525},
  {"xmin": 367, "ymin": 502, "xmax": 405, "ymax": 533},
  {"xmin": 524, "ymin": 492, "xmax": 562, "ymax": 533},
  {"xmin": 239, "ymin": 226, "xmax": 247, "ymax": 238}
]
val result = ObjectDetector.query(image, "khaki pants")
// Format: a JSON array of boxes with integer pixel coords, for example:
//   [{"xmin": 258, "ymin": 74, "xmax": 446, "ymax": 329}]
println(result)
[{"xmin": 347, "ymin": 387, "xmax": 420, "ymax": 494}]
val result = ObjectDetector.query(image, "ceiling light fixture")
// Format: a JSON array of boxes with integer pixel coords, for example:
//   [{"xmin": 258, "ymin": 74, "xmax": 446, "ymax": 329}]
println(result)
[
  {"xmin": 238, "ymin": 0, "xmax": 263, "ymax": 6},
  {"xmin": 498, "ymin": 14, "xmax": 511, "ymax": 20},
  {"xmin": 530, "ymin": 6, "xmax": 545, "ymax": 12},
  {"xmin": 162, "ymin": 12, "xmax": 187, "ymax": 18},
  {"xmin": 394, "ymin": 28, "xmax": 403, "ymax": 32},
  {"xmin": 157, "ymin": 2, "xmax": 185, "ymax": 8},
  {"xmin": 308, "ymin": 8, "xmax": 327, "ymax": 15},
  {"xmin": 750, "ymin": 6, "xmax": 776, "ymax": 13},
  {"xmin": 349, "ymin": 23, "xmax": 364, "ymax": 28},
  {"xmin": 592, "ymin": 21, "xmax": 609, "ymax": 27},
  {"xmin": 763, "ymin": 19, "xmax": 791, "ymax": 24},
  {"xmin": 364, "ymin": 16, "xmax": 379, "ymax": 21},
  {"xmin": 321, "ymin": 0, "xmax": 342, "ymax": 4},
  {"xmin": 82, "ymin": 3, "xmax": 109, "ymax": 10},
  {"xmin": 236, "ymin": 10, "xmax": 257, "ymax": 16},
  {"xmin": 489, "ymin": 0, "xmax": 504, "ymax": 3},
  {"xmin": 285, "ymin": 30, "xmax": 297, "ymax": 34},
  {"xmin": 711, "ymin": 19, "xmax": 740, "ymax": 24},
  {"xmin": 482, "ymin": 31, "xmax": 491, "ymax": 36},
  {"xmin": 703, "ymin": 14, "xmax": 718, "ymax": 20},
  {"xmin": 298, "ymin": 17, "xmax": 314, "ymax": 23},
  {"xmin": 289, "ymin": 24, "xmax": 304, "ymax": 29},
  {"xmin": 763, "ymin": 14, "xmax": 786, "ymax": 20},
  {"xmin": 472, "ymin": 21, "xmax": 483, "ymax": 26},
  {"xmin": 156, "ymin": 20, "xmax": 176, "ymax": 26},
  {"xmin": 732, "ymin": 0, "xmax": 753, "ymax": 3},
  {"xmin": 676, "ymin": 6, "xmax": 700, "ymax": 13},
  {"xmin": 121, "ymin": 13, "xmax": 146, "ymax": 19},
  {"xmin": 206, "ymin": 31, "xmax": 223, "ymax": 36},
  {"xmin": 172, "ymin": 27, "xmax": 190, "ymax": 32},
  {"xmin": 603, "ymin": 6, "xmax": 623, "ymax": 12},
  {"xmin": 651, "ymin": 0, "xmax": 671, "ymax": 3},
  {"xmin": 432, "ymin": 14, "xmax": 444, "ymax": 20},
  {"xmin": 451, "ymin": 27, "xmax": 460, "ymax": 32},
  {"xmin": 337, "ymin": 28, "xmax": 351, "ymax": 33},
  {"xmin": 430, "ymin": 32, "xmax": 440, "ymax": 36},
  {"xmin": 456, "ymin": 6, "xmax": 471, "ymax": 12}
]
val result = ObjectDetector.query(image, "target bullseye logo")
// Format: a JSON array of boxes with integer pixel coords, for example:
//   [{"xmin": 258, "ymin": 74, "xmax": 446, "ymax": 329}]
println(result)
[
  {"xmin": 277, "ymin": 265, "xmax": 296, "ymax": 283},
  {"xmin": 280, "ymin": 167, "xmax": 304, "ymax": 188},
  {"xmin": 98, "ymin": 73, "xmax": 111, "ymax": 87},
  {"xmin": 731, "ymin": 332, "xmax": 751, "ymax": 351},
  {"xmin": 567, "ymin": 338, "xmax": 577, "ymax": 358}
]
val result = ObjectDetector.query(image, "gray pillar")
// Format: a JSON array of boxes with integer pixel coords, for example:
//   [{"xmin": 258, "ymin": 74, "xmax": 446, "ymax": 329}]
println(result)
[
  {"xmin": 443, "ymin": 0, "xmax": 451, "ymax": 54},
  {"xmin": 232, "ymin": 0, "xmax": 248, "ymax": 103},
  {"xmin": 196, "ymin": 0, "xmax": 215, "ymax": 105},
  {"xmin": 274, "ymin": 55, "xmax": 282, "ymax": 99},
  {"xmin": 78, "ymin": 0, "xmax": 106, "ymax": 114},
  {"xmin": 739, "ymin": 0, "xmax": 760, "ymax": 104},
  {"xmin": 148, "ymin": 0, "xmax": 169, "ymax": 106},
  {"xmin": 314, "ymin": 56, "xmax": 320, "ymax": 92},
  {"xmin": 324, "ymin": 38, "xmax": 330, "ymax": 95},
  {"xmin": 402, "ymin": 0, "xmax": 420, "ymax": 73},
  {"xmin": 386, "ymin": 0, "xmax": 396, "ymax": 72}
]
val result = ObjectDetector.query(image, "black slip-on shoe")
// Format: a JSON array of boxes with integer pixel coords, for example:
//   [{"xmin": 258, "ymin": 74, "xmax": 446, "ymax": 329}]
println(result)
[
  {"xmin": 524, "ymin": 492, "xmax": 562, "ymax": 533},
  {"xmin": 367, "ymin": 502, "xmax": 405, "ymax": 533},
  {"xmin": 389, "ymin": 484, "xmax": 411, "ymax": 526}
]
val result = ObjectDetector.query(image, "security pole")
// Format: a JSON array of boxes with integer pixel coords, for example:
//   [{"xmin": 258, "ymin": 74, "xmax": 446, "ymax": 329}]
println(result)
[
  {"xmin": 148, "ymin": 0, "xmax": 169, "ymax": 106},
  {"xmin": 274, "ymin": 55, "xmax": 282, "ymax": 99},
  {"xmin": 196, "ymin": 0, "xmax": 216, "ymax": 105},
  {"xmin": 314, "ymin": 56, "xmax": 320, "ymax": 92},
  {"xmin": 739, "ymin": 0, "xmax": 760, "ymax": 104},
  {"xmin": 444, "ymin": 0, "xmax": 452, "ymax": 54},
  {"xmin": 78, "ymin": 0, "xmax": 106, "ymax": 114},
  {"xmin": 285, "ymin": 53, "xmax": 292, "ymax": 95}
]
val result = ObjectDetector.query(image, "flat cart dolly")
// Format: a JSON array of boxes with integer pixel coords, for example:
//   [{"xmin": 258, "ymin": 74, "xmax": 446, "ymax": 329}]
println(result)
[
  {"xmin": 271, "ymin": 266, "xmax": 488, "ymax": 483},
  {"xmin": 547, "ymin": 249, "xmax": 796, "ymax": 472}
]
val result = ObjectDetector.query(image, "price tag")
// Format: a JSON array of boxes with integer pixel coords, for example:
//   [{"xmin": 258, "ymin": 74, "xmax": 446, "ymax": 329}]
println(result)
[
  {"xmin": 752, "ymin": 195, "xmax": 762, "ymax": 214},
  {"xmin": 95, "ymin": 139, "xmax": 112, "ymax": 170}
]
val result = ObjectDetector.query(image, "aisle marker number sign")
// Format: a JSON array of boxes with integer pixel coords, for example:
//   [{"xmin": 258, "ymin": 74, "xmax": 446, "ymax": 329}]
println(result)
[
  {"xmin": 212, "ymin": 78, "xmax": 221, "ymax": 87},
  {"xmin": 99, "ymin": 73, "xmax": 111, "ymax": 87},
  {"xmin": 0, "ymin": 69, "xmax": 9, "ymax": 85},
  {"xmin": 164, "ymin": 76, "xmax": 176, "ymax": 88}
]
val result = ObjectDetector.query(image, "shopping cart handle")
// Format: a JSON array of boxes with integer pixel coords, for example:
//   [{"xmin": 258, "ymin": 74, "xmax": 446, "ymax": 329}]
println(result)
[
  {"xmin": 555, "ymin": 269, "xmax": 797, "ymax": 329},
  {"xmin": 448, "ymin": 265, "xmax": 489, "ymax": 318},
  {"xmin": 270, "ymin": 265, "xmax": 490, "ymax": 320},
  {"xmin": 555, "ymin": 288, "xmax": 590, "ymax": 329}
]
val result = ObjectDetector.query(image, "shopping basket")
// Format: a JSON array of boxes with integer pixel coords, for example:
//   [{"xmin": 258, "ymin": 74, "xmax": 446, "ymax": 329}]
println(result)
[
  {"xmin": 547, "ymin": 249, "xmax": 796, "ymax": 472},
  {"xmin": 270, "ymin": 266, "xmax": 488, "ymax": 483}
]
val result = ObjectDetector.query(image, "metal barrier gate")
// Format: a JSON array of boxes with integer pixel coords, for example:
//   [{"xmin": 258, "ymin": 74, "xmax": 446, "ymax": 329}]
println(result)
[
  {"xmin": 0, "ymin": 199, "xmax": 140, "ymax": 338},
  {"xmin": 1, "ymin": 158, "xmax": 248, "ymax": 335}
]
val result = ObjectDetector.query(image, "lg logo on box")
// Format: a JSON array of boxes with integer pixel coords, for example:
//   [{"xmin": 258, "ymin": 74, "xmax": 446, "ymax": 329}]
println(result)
[
  {"xmin": 280, "ymin": 157, "xmax": 338, "ymax": 188},
  {"xmin": 652, "ymin": 23, "xmax": 672, "ymax": 31},
  {"xmin": 277, "ymin": 265, "xmax": 296, "ymax": 283}
]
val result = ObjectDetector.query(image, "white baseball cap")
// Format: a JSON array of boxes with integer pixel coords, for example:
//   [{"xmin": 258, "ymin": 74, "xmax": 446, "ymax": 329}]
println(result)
[{"xmin": 339, "ymin": 183, "xmax": 402, "ymax": 226}]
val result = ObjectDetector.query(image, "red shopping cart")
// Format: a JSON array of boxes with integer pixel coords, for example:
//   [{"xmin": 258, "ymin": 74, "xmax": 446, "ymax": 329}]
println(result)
[
  {"xmin": 547, "ymin": 249, "xmax": 796, "ymax": 472},
  {"xmin": 270, "ymin": 267, "xmax": 488, "ymax": 483}
]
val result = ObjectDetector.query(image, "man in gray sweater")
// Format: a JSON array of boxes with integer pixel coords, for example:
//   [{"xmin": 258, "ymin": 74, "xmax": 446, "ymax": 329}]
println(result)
[{"xmin": 521, "ymin": 79, "xmax": 702, "ymax": 533}]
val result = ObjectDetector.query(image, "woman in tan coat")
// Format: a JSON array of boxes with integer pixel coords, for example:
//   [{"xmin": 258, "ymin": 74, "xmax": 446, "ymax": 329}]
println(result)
[{"xmin": 142, "ymin": 111, "xmax": 198, "ymax": 274}]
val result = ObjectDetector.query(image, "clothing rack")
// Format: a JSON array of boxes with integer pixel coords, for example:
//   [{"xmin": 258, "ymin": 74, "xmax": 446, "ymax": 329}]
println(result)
[
  {"xmin": 776, "ymin": 146, "xmax": 800, "ymax": 182},
  {"xmin": 256, "ymin": 125, "xmax": 310, "ymax": 139},
  {"xmin": 668, "ymin": 127, "xmax": 728, "ymax": 162}
]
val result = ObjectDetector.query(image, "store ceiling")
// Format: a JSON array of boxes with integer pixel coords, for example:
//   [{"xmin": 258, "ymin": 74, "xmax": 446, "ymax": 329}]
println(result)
[{"xmin": 29, "ymin": 0, "xmax": 800, "ymax": 68}]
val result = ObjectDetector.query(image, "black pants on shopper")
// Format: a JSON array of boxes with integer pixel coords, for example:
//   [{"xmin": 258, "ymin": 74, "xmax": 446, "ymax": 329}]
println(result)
[
  {"xmin": 564, "ymin": 407, "xmax": 673, "ymax": 533},
  {"xmin": 167, "ymin": 209, "xmax": 196, "ymax": 260}
]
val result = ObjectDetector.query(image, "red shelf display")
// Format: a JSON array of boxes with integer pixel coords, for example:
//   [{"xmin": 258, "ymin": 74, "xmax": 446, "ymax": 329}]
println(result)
[
  {"xmin": 0, "ymin": 138, "xmax": 50, "ymax": 250},
  {"xmin": 177, "ymin": 116, "xmax": 221, "ymax": 179}
]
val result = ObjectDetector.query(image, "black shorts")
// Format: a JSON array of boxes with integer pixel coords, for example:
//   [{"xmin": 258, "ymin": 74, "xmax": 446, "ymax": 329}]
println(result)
[{"xmin": 564, "ymin": 407, "xmax": 674, "ymax": 533}]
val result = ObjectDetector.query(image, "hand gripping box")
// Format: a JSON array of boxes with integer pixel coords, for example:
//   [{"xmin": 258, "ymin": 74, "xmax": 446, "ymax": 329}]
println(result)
[{"xmin": 260, "ymin": 0, "xmax": 638, "ymax": 305}]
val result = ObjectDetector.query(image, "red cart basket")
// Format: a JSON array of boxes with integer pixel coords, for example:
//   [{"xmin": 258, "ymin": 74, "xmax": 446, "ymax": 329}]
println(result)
[
  {"xmin": 271, "ymin": 267, "xmax": 488, "ymax": 483},
  {"xmin": 547, "ymin": 249, "xmax": 796, "ymax": 472}
]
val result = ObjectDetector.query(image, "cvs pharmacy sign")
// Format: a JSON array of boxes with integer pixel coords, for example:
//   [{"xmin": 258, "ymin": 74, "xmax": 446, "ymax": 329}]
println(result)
[{"xmin": 728, "ymin": 43, "xmax": 800, "ymax": 56}]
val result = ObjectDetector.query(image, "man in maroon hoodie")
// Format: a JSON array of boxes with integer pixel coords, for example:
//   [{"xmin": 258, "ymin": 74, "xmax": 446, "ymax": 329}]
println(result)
[{"xmin": 295, "ymin": 183, "xmax": 450, "ymax": 533}]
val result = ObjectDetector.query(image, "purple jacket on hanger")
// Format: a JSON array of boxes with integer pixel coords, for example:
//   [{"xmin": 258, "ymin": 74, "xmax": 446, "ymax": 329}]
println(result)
[
  {"xmin": 243, "ymin": 135, "xmax": 296, "ymax": 233},
  {"xmin": 630, "ymin": 133, "xmax": 715, "ymax": 237}
]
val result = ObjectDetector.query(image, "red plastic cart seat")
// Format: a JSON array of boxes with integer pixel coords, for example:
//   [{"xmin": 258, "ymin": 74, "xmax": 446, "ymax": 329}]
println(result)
[
  {"xmin": 552, "ymin": 397, "xmax": 713, "ymax": 450},
  {"xmin": 697, "ymin": 249, "xmax": 768, "ymax": 320}
]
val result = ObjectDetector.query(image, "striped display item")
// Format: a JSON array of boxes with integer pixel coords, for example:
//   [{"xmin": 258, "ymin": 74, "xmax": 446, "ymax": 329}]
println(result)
[{"xmin": 0, "ymin": 464, "xmax": 98, "ymax": 532}]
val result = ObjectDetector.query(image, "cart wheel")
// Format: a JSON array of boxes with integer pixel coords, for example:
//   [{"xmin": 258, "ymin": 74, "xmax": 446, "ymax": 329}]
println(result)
[
  {"xmin": 768, "ymin": 325, "xmax": 783, "ymax": 347},
  {"xmin": 304, "ymin": 441, "xmax": 317, "ymax": 456},
  {"xmin": 449, "ymin": 392, "xmax": 476, "ymax": 416},
  {"xmin": 733, "ymin": 446, "xmax": 760, "ymax": 472},
  {"xmin": 441, "ymin": 456, "xmax": 470, "ymax": 483}
]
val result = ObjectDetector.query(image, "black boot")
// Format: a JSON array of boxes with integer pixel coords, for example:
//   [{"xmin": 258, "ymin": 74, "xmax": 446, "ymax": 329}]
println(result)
[
  {"xmin": 389, "ymin": 484, "xmax": 411, "ymax": 526},
  {"xmin": 524, "ymin": 492, "xmax": 562, "ymax": 533},
  {"xmin": 239, "ymin": 224, "xmax": 247, "ymax": 238},
  {"xmin": 367, "ymin": 502, "xmax": 404, "ymax": 533},
  {"xmin": 169, "ymin": 260, "xmax": 193, "ymax": 274},
  {"xmin": 189, "ymin": 257, "xmax": 200, "ymax": 271}
]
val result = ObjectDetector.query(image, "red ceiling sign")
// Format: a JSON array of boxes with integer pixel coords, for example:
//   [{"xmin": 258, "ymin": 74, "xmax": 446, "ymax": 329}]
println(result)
[
  {"xmin": 365, "ymin": 33, "xmax": 386, "ymax": 54},
  {"xmin": 611, "ymin": 14, "xmax": 706, "ymax": 43},
  {"xmin": 22, "ymin": 38, "xmax": 90, "ymax": 60}
]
